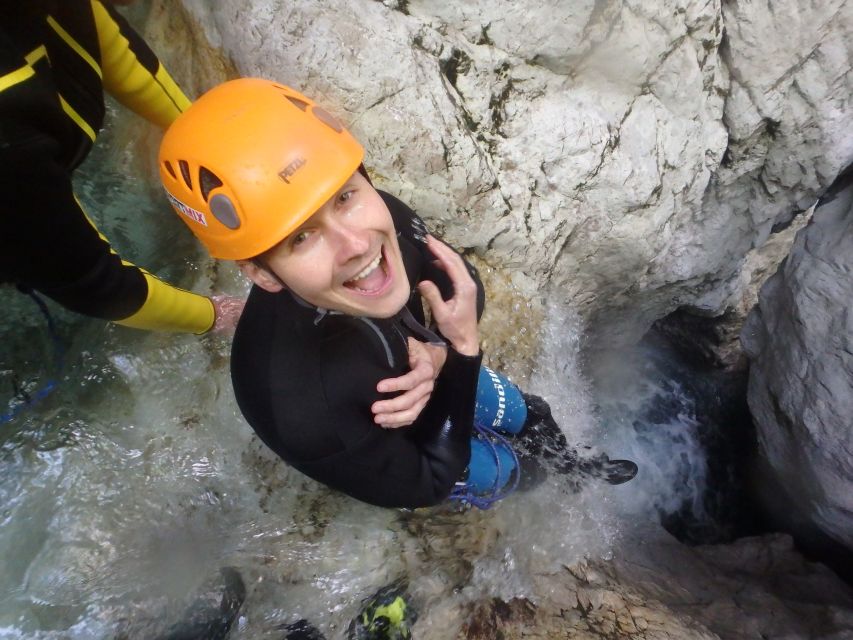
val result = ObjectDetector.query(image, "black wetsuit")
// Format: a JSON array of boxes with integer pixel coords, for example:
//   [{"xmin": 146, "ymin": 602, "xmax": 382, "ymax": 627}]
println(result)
[
  {"xmin": 0, "ymin": 0, "xmax": 214, "ymax": 332},
  {"xmin": 231, "ymin": 192, "xmax": 486, "ymax": 509}
]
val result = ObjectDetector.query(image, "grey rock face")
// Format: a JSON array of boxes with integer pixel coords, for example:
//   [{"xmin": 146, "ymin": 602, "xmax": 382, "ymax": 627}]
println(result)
[
  {"xmin": 458, "ymin": 530, "xmax": 853, "ymax": 639},
  {"xmin": 742, "ymin": 169, "xmax": 853, "ymax": 549},
  {"xmin": 170, "ymin": 0, "xmax": 851, "ymax": 351}
]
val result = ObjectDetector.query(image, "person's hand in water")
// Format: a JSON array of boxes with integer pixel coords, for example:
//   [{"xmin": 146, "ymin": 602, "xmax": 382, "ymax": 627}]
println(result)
[
  {"xmin": 373, "ymin": 338, "xmax": 447, "ymax": 428},
  {"xmin": 418, "ymin": 235, "xmax": 480, "ymax": 356},
  {"xmin": 210, "ymin": 294, "xmax": 245, "ymax": 333}
]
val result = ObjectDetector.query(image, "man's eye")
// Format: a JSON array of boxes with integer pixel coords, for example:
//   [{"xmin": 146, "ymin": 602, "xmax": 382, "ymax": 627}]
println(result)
[
  {"xmin": 291, "ymin": 230, "xmax": 310, "ymax": 246},
  {"xmin": 338, "ymin": 190, "xmax": 354, "ymax": 204}
]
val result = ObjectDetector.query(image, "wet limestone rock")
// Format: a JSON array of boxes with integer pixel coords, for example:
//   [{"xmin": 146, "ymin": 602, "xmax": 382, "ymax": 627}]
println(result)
[
  {"xmin": 457, "ymin": 531, "xmax": 853, "ymax": 639},
  {"xmin": 741, "ymin": 168, "xmax": 853, "ymax": 551},
  {"xmin": 162, "ymin": 0, "xmax": 851, "ymax": 353},
  {"xmin": 652, "ymin": 208, "xmax": 813, "ymax": 371}
]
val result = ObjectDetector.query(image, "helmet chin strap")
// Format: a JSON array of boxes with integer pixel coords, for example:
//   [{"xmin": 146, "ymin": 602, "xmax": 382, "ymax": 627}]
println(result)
[{"xmin": 357, "ymin": 163, "xmax": 372, "ymax": 185}]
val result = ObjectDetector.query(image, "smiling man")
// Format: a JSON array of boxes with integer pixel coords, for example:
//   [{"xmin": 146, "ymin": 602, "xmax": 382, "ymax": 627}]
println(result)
[{"xmin": 159, "ymin": 78, "xmax": 637, "ymax": 509}]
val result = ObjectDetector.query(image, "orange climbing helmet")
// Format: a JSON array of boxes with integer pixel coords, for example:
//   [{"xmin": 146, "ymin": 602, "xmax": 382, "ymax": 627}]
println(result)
[{"xmin": 159, "ymin": 78, "xmax": 364, "ymax": 260}]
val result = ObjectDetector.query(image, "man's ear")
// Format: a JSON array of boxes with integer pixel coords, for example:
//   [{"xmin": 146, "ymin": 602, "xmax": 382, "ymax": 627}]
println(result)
[{"xmin": 236, "ymin": 260, "xmax": 285, "ymax": 293}]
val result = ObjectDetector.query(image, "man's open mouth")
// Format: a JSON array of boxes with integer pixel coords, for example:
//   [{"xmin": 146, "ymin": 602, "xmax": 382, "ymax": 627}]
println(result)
[{"xmin": 343, "ymin": 247, "xmax": 392, "ymax": 294}]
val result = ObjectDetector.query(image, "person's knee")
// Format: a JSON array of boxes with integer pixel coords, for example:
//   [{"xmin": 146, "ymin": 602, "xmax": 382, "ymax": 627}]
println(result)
[
  {"xmin": 474, "ymin": 366, "xmax": 527, "ymax": 434},
  {"xmin": 466, "ymin": 438, "xmax": 517, "ymax": 493}
]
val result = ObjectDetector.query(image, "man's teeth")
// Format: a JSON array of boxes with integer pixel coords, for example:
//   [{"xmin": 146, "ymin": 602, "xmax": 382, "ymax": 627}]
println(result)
[{"xmin": 348, "ymin": 254, "xmax": 382, "ymax": 283}]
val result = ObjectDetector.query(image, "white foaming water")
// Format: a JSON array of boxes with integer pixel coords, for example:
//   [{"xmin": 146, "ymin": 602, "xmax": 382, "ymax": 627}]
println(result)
[{"xmin": 587, "ymin": 340, "xmax": 711, "ymax": 526}]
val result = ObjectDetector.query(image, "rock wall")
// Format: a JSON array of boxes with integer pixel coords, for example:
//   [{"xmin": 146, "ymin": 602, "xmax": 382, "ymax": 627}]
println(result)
[
  {"xmin": 742, "ymin": 168, "xmax": 853, "ymax": 550},
  {"xmin": 157, "ymin": 0, "xmax": 851, "ymax": 352},
  {"xmin": 458, "ymin": 530, "xmax": 853, "ymax": 639}
]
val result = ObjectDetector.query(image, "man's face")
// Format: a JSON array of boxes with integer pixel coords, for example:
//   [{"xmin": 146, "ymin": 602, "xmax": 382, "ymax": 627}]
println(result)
[{"xmin": 247, "ymin": 171, "xmax": 411, "ymax": 318}]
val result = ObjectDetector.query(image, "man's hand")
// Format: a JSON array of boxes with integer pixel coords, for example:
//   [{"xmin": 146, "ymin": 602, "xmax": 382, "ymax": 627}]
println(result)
[
  {"xmin": 372, "ymin": 337, "xmax": 447, "ymax": 428},
  {"xmin": 210, "ymin": 294, "xmax": 245, "ymax": 333},
  {"xmin": 417, "ymin": 236, "xmax": 480, "ymax": 356}
]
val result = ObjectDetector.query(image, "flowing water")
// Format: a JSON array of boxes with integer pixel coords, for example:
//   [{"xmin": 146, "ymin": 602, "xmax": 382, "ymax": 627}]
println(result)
[{"xmin": 0, "ymin": 116, "xmax": 732, "ymax": 640}]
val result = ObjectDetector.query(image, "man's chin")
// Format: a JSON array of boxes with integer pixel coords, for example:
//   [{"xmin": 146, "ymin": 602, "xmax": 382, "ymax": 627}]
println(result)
[{"xmin": 337, "ymin": 287, "xmax": 410, "ymax": 318}]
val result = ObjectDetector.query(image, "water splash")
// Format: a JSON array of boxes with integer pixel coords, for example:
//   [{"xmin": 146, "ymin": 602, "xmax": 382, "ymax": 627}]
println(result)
[{"xmin": 587, "ymin": 331, "xmax": 718, "ymax": 542}]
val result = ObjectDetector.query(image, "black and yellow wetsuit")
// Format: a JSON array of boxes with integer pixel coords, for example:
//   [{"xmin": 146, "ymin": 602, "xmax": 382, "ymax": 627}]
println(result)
[{"xmin": 0, "ymin": 0, "xmax": 215, "ymax": 332}]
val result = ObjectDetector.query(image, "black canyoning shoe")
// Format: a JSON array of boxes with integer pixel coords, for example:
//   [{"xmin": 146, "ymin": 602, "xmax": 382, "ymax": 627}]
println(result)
[
  {"xmin": 522, "ymin": 393, "xmax": 554, "ymax": 424},
  {"xmin": 579, "ymin": 456, "xmax": 638, "ymax": 485},
  {"xmin": 519, "ymin": 393, "xmax": 638, "ymax": 488}
]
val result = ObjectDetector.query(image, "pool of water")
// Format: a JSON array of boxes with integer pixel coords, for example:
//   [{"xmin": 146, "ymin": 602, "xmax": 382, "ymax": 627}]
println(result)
[{"xmin": 0, "ymin": 117, "xmax": 722, "ymax": 639}]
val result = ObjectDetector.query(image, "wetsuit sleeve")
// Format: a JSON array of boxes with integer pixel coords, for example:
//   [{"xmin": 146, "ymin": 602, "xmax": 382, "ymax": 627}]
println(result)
[
  {"xmin": 113, "ymin": 271, "xmax": 214, "ymax": 333},
  {"xmin": 0, "ymin": 131, "xmax": 214, "ymax": 333},
  {"xmin": 92, "ymin": 0, "xmax": 191, "ymax": 127},
  {"xmin": 298, "ymin": 347, "xmax": 483, "ymax": 509}
]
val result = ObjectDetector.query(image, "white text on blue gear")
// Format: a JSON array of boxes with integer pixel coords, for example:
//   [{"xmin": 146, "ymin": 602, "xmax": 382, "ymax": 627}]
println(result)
[{"xmin": 485, "ymin": 367, "xmax": 506, "ymax": 427}]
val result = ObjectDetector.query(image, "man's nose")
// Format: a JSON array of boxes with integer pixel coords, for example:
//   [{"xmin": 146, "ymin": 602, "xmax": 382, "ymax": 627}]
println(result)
[{"xmin": 329, "ymin": 220, "xmax": 370, "ymax": 261}]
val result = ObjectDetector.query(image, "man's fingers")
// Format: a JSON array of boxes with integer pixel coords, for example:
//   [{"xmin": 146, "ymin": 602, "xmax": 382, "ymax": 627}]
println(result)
[
  {"xmin": 377, "ymin": 368, "xmax": 421, "ymax": 394},
  {"xmin": 425, "ymin": 236, "xmax": 469, "ymax": 280},
  {"xmin": 372, "ymin": 380, "xmax": 434, "ymax": 415},
  {"xmin": 376, "ymin": 360, "xmax": 433, "ymax": 402},
  {"xmin": 374, "ymin": 396, "xmax": 430, "ymax": 429},
  {"xmin": 377, "ymin": 344, "xmax": 433, "ymax": 393},
  {"xmin": 417, "ymin": 280, "xmax": 444, "ymax": 313},
  {"xmin": 423, "ymin": 237, "xmax": 477, "ymax": 305}
]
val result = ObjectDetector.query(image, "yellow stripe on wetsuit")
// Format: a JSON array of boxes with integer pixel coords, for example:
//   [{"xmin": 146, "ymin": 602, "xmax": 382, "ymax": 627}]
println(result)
[
  {"xmin": 0, "ymin": 45, "xmax": 49, "ymax": 93},
  {"xmin": 46, "ymin": 15, "xmax": 102, "ymax": 78},
  {"xmin": 0, "ymin": 64, "xmax": 34, "ymax": 93},
  {"xmin": 0, "ymin": 45, "xmax": 96, "ymax": 145},
  {"xmin": 58, "ymin": 94, "xmax": 97, "ymax": 141},
  {"xmin": 91, "ymin": 0, "xmax": 191, "ymax": 127},
  {"xmin": 74, "ymin": 189, "xmax": 215, "ymax": 334},
  {"xmin": 116, "ymin": 272, "xmax": 215, "ymax": 334},
  {"xmin": 45, "ymin": 15, "xmax": 100, "ymax": 141},
  {"xmin": 24, "ymin": 46, "xmax": 49, "ymax": 66}
]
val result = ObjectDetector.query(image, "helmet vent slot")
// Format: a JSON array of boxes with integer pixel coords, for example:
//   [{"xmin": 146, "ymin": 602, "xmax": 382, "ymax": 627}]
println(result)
[
  {"xmin": 284, "ymin": 95, "xmax": 309, "ymax": 111},
  {"xmin": 163, "ymin": 161, "xmax": 177, "ymax": 180},
  {"xmin": 199, "ymin": 166, "xmax": 223, "ymax": 202},
  {"xmin": 178, "ymin": 160, "xmax": 193, "ymax": 189}
]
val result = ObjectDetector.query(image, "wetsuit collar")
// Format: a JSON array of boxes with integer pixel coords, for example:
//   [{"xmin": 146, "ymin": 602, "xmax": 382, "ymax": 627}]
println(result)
[
  {"xmin": 284, "ymin": 290, "xmax": 342, "ymax": 325},
  {"xmin": 288, "ymin": 288, "xmax": 443, "ymax": 343}
]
